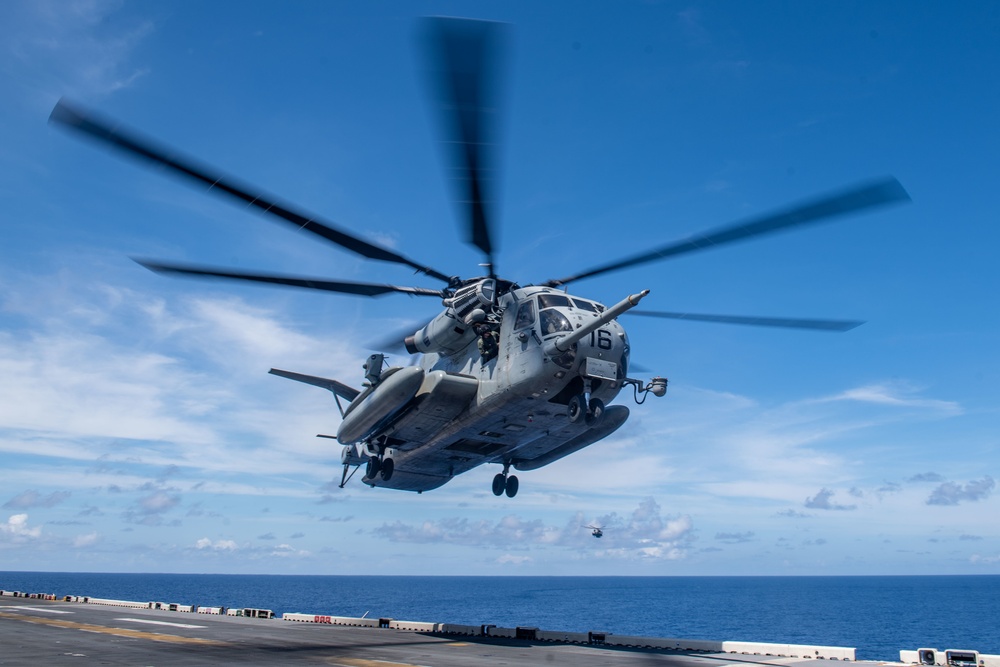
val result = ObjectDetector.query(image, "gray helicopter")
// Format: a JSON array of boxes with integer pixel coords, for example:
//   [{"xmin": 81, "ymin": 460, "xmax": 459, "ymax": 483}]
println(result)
[{"xmin": 49, "ymin": 18, "xmax": 909, "ymax": 498}]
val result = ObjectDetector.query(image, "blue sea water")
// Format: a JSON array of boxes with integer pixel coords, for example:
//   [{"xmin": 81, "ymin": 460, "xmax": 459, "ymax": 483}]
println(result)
[{"xmin": 1, "ymin": 573, "xmax": 997, "ymax": 661}]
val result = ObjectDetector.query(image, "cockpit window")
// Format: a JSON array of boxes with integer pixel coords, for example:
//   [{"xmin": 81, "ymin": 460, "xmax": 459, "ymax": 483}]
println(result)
[
  {"xmin": 539, "ymin": 308, "xmax": 573, "ymax": 336},
  {"xmin": 571, "ymin": 298, "xmax": 598, "ymax": 313},
  {"xmin": 514, "ymin": 300, "xmax": 535, "ymax": 330},
  {"xmin": 537, "ymin": 293, "xmax": 571, "ymax": 309}
]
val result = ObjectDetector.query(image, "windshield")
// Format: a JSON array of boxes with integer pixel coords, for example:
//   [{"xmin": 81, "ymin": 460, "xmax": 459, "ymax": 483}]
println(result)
[
  {"xmin": 539, "ymin": 308, "xmax": 573, "ymax": 336},
  {"xmin": 538, "ymin": 293, "xmax": 571, "ymax": 309}
]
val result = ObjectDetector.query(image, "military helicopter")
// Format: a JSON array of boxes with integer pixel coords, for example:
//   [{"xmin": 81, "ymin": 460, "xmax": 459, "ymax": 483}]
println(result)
[
  {"xmin": 49, "ymin": 18, "xmax": 909, "ymax": 498},
  {"xmin": 584, "ymin": 525, "xmax": 604, "ymax": 539}
]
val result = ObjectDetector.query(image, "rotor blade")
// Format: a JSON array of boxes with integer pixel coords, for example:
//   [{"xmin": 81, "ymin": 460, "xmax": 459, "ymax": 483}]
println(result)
[
  {"xmin": 544, "ymin": 177, "xmax": 910, "ymax": 287},
  {"xmin": 50, "ymin": 99, "xmax": 453, "ymax": 284},
  {"xmin": 369, "ymin": 318, "xmax": 434, "ymax": 353},
  {"xmin": 134, "ymin": 259, "xmax": 444, "ymax": 297},
  {"xmin": 629, "ymin": 310, "xmax": 864, "ymax": 332},
  {"xmin": 425, "ymin": 17, "xmax": 506, "ymax": 275}
]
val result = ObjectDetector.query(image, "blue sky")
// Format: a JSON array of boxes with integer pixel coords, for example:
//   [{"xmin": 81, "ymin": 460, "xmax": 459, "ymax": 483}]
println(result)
[{"xmin": 1, "ymin": 0, "xmax": 998, "ymax": 576}]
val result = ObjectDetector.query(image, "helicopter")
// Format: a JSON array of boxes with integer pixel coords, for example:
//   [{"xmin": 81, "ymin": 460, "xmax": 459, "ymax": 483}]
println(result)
[
  {"xmin": 49, "ymin": 18, "xmax": 909, "ymax": 498},
  {"xmin": 584, "ymin": 525, "xmax": 604, "ymax": 539}
]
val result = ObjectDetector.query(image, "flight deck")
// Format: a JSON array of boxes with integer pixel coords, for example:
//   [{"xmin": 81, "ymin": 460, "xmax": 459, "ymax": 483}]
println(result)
[{"xmin": 2, "ymin": 592, "xmax": 995, "ymax": 667}]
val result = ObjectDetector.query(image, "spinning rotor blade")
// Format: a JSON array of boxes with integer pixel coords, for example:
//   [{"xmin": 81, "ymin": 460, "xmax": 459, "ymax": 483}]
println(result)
[
  {"xmin": 134, "ymin": 259, "xmax": 444, "ymax": 297},
  {"xmin": 629, "ymin": 310, "xmax": 864, "ymax": 332},
  {"xmin": 50, "ymin": 99, "xmax": 452, "ymax": 284},
  {"xmin": 369, "ymin": 317, "xmax": 436, "ymax": 353},
  {"xmin": 426, "ymin": 17, "xmax": 506, "ymax": 275},
  {"xmin": 544, "ymin": 177, "xmax": 910, "ymax": 287}
]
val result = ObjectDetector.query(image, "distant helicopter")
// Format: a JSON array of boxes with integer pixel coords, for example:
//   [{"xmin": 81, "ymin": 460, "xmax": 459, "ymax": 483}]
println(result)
[
  {"xmin": 49, "ymin": 18, "xmax": 909, "ymax": 498},
  {"xmin": 584, "ymin": 525, "xmax": 604, "ymax": 539}
]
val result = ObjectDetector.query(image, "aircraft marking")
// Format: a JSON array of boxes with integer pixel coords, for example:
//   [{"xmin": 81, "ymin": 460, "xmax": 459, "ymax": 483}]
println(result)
[
  {"xmin": 115, "ymin": 617, "xmax": 207, "ymax": 629},
  {"xmin": 0, "ymin": 610, "xmax": 226, "ymax": 645},
  {"xmin": 5, "ymin": 605, "xmax": 74, "ymax": 614},
  {"xmin": 329, "ymin": 658, "xmax": 433, "ymax": 667}
]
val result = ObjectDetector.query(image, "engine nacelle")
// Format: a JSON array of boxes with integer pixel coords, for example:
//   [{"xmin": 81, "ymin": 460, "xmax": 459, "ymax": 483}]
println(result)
[
  {"xmin": 405, "ymin": 310, "xmax": 476, "ymax": 355},
  {"xmin": 404, "ymin": 278, "xmax": 496, "ymax": 355},
  {"xmin": 446, "ymin": 278, "xmax": 496, "ymax": 321}
]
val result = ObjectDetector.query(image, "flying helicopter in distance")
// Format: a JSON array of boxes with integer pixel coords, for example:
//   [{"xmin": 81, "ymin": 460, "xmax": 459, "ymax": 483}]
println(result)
[
  {"xmin": 49, "ymin": 17, "xmax": 910, "ymax": 498},
  {"xmin": 584, "ymin": 525, "xmax": 604, "ymax": 539}
]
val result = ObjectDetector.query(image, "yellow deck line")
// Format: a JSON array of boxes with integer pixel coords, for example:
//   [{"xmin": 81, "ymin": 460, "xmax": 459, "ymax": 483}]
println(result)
[
  {"xmin": 0, "ymin": 610, "xmax": 227, "ymax": 646},
  {"xmin": 329, "ymin": 658, "xmax": 431, "ymax": 667}
]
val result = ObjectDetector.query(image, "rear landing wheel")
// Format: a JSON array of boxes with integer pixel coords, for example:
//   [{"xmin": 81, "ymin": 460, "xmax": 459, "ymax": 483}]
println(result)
[
  {"xmin": 380, "ymin": 457, "xmax": 394, "ymax": 482},
  {"xmin": 567, "ymin": 395, "xmax": 586, "ymax": 423},
  {"xmin": 492, "ymin": 473, "xmax": 506, "ymax": 496},
  {"xmin": 366, "ymin": 457, "xmax": 381, "ymax": 478}
]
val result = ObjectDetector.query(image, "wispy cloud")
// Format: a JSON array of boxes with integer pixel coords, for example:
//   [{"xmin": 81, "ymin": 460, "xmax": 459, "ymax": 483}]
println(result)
[
  {"xmin": 909, "ymin": 472, "xmax": 946, "ymax": 483},
  {"xmin": 715, "ymin": 531, "xmax": 754, "ymax": 544},
  {"xmin": 818, "ymin": 383, "xmax": 962, "ymax": 415},
  {"xmin": 2, "ymin": 0, "xmax": 154, "ymax": 105},
  {"xmin": 375, "ymin": 497, "xmax": 695, "ymax": 562},
  {"xmin": 804, "ymin": 488, "xmax": 857, "ymax": 511},
  {"xmin": 3, "ymin": 490, "xmax": 71, "ymax": 509},
  {"xmin": 926, "ymin": 477, "xmax": 995, "ymax": 506}
]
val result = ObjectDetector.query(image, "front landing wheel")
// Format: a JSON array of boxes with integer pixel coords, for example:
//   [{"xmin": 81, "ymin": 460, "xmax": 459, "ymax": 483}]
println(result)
[
  {"xmin": 585, "ymin": 398, "xmax": 605, "ymax": 426},
  {"xmin": 492, "ymin": 473, "xmax": 506, "ymax": 496},
  {"xmin": 505, "ymin": 475, "xmax": 519, "ymax": 498}
]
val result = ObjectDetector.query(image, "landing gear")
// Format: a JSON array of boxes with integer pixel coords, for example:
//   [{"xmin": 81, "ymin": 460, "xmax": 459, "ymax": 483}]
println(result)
[
  {"xmin": 365, "ymin": 454, "xmax": 394, "ymax": 482},
  {"xmin": 567, "ymin": 393, "xmax": 605, "ymax": 426},
  {"xmin": 492, "ymin": 463, "xmax": 519, "ymax": 498},
  {"xmin": 380, "ymin": 457, "xmax": 394, "ymax": 482},
  {"xmin": 585, "ymin": 398, "xmax": 605, "ymax": 426}
]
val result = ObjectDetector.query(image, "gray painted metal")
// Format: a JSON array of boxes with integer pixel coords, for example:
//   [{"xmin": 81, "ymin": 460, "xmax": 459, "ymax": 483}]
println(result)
[{"xmin": 1, "ymin": 595, "xmax": 878, "ymax": 667}]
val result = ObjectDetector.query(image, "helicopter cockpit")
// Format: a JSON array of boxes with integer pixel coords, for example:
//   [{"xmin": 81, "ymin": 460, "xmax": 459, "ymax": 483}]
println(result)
[{"xmin": 514, "ymin": 292, "xmax": 608, "ymax": 337}]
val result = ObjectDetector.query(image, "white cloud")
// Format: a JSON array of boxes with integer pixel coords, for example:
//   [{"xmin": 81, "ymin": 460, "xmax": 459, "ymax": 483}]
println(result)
[
  {"xmin": 0, "ymin": 514, "xmax": 42, "ymax": 541},
  {"xmin": 819, "ymin": 383, "xmax": 961, "ymax": 415},
  {"xmin": 374, "ymin": 498, "xmax": 695, "ymax": 562},
  {"xmin": 73, "ymin": 531, "xmax": 100, "ymax": 548},
  {"xmin": 195, "ymin": 537, "xmax": 238, "ymax": 551},
  {"xmin": 969, "ymin": 553, "xmax": 1000, "ymax": 565},
  {"xmin": 496, "ymin": 554, "xmax": 532, "ymax": 565},
  {"xmin": 270, "ymin": 543, "xmax": 310, "ymax": 558}
]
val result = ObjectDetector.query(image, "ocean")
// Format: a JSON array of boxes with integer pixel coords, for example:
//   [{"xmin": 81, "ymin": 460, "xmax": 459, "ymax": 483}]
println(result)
[{"xmin": 1, "ymin": 573, "xmax": 997, "ymax": 661}]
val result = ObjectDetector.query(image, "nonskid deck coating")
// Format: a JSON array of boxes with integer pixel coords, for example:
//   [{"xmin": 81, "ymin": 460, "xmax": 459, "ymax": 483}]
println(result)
[{"xmin": 1, "ymin": 596, "xmax": 869, "ymax": 667}]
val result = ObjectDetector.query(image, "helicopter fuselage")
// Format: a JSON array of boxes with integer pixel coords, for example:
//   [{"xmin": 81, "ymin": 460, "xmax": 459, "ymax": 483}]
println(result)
[{"xmin": 336, "ymin": 285, "xmax": 641, "ymax": 493}]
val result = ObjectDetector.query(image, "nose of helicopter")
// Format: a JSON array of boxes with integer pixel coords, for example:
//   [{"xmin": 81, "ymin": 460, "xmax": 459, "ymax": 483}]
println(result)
[{"xmin": 576, "ymin": 319, "xmax": 628, "ymax": 382}]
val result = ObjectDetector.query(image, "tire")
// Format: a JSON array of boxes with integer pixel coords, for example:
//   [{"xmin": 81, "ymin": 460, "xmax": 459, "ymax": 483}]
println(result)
[
  {"xmin": 585, "ymin": 398, "xmax": 605, "ymax": 426},
  {"xmin": 505, "ymin": 475, "xmax": 519, "ymax": 498},
  {"xmin": 380, "ymin": 457, "xmax": 394, "ymax": 482},
  {"xmin": 366, "ymin": 457, "xmax": 381, "ymax": 478},
  {"xmin": 492, "ymin": 473, "xmax": 506, "ymax": 496},
  {"xmin": 567, "ymin": 395, "xmax": 585, "ymax": 423}
]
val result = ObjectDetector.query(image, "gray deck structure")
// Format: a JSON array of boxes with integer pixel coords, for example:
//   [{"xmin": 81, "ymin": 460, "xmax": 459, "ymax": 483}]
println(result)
[{"xmin": 3, "ymin": 593, "xmax": 995, "ymax": 667}]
